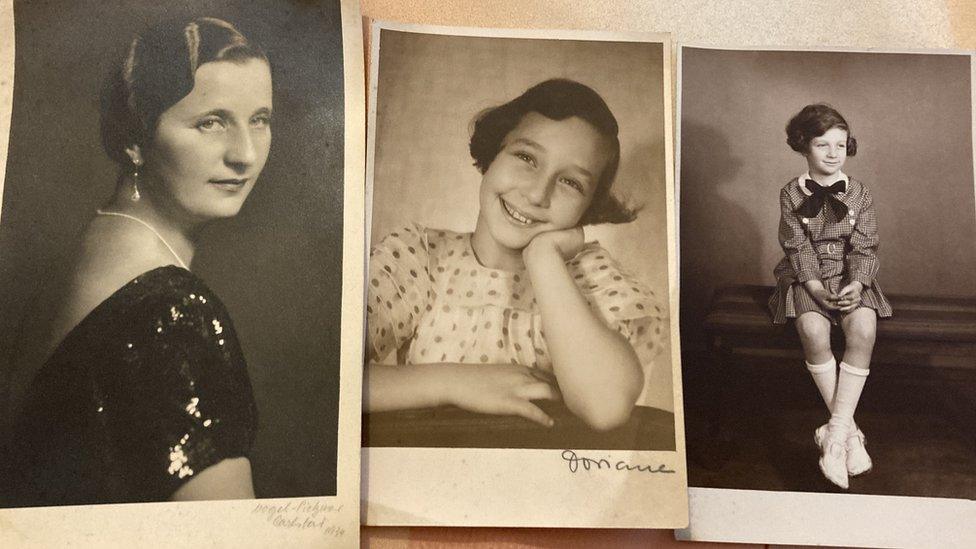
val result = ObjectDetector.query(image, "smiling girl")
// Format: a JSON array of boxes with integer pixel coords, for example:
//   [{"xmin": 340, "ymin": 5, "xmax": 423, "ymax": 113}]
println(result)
[
  {"xmin": 8, "ymin": 17, "xmax": 271, "ymax": 506},
  {"xmin": 365, "ymin": 79, "xmax": 666, "ymax": 431},
  {"xmin": 769, "ymin": 104, "xmax": 892, "ymax": 489}
]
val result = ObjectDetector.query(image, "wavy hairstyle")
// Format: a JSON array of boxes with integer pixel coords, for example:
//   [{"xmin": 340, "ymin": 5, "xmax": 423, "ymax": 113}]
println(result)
[
  {"xmin": 469, "ymin": 79, "xmax": 638, "ymax": 225},
  {"xmin": 100, "ymin": 17, "xmax": 268, "ymax": 170},
  {"xmin": 786, "ymin": 103, "xmax": 858, "ymax": 156}
]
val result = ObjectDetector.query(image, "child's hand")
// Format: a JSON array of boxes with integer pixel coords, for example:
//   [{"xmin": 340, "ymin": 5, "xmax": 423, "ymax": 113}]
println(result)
[
  {"xmin": 523, "ymin": 226, "xmax": 585, "ymax": 263},
  {"xmin": 446, "ymin": 363, "xmax": 560, "ymax": 427},
  {"xmin": 807, "ymin": 285, "xmax": 841, "ymax": 311},
  {"xmin": 836, "ymin": 281, "xmax": 864, "ymax": 312}
]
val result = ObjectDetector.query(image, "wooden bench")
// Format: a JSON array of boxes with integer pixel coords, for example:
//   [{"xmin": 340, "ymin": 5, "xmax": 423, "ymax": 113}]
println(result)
[
  {"xmin": 704, "ymin": 285, "xmax": 976, "ymax": 372},
  {"xmin": 693, "ymin": 284, "xmax": 976, "ymax": 452}
]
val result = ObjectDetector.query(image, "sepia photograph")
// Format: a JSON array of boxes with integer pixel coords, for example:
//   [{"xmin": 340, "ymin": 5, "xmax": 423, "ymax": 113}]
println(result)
[
  {"xmin": 362, "ymin": 22, "xmax": 686, "ymax": 528},
  {"xmin": 677, "ymin": 45, "xmax": 976, "ymax": 547},
  {"xmin": 0, "ymin": 0, "xmax": 364, "ymax": 545}
]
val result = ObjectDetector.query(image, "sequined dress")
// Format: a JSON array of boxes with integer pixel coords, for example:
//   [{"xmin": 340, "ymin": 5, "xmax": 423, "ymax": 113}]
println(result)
[{"xmin": 8, "ymin": 266, "xmax": 257, "ymax": 507}]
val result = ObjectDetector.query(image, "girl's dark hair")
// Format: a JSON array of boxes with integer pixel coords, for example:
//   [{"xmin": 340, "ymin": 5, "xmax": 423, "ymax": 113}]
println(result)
[
  {"xmin": 786, "ymin": 103, "xmax": 858, "ymax": 156},
  {"xmin": 469, "ymin": 79, "xmax": 637, "ymax": 225},
  {"xmin": 100, "ymin": 17, "xmax": 268, "ymax": 169}
]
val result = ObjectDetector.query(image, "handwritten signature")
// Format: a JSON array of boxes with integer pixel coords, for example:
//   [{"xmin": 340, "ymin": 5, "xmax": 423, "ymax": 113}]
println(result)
[{"xmin": 561, "ymin": 450, "xmax": 676, "ymax": 474}]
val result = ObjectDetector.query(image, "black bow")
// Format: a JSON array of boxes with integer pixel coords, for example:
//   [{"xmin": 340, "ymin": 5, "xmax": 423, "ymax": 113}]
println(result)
[{"xmin": 795, "ymin": 179, "xmax": 849, "ymax": 223}]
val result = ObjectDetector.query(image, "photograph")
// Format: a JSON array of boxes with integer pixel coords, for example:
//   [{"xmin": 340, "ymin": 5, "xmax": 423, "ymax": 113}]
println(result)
[
  {"xmin": 362, "ymin": 21, "xmax": 686, "ymax": 528},
  {"xmin": 676, "ymin": 45, "xmax": 976, "ymax": 547},
  {"xmin": 0, "ymin": 0, "xmax": 364, "ymax": 545}
]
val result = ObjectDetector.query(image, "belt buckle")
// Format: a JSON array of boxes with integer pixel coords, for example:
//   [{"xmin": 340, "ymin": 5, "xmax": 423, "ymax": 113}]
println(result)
[{"xmin": 825, "ymin": 243, "xmax": 839, "ymax": 255}]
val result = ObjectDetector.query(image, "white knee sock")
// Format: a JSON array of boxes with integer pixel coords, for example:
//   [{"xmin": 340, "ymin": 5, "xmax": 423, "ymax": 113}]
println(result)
[
  {"xmin": 828, "ymin": 362, "xmax": 869, "ymax": 434},
  {"xmin": 806, "ymin": 357, "xmax": 837, "ymax": 412}
]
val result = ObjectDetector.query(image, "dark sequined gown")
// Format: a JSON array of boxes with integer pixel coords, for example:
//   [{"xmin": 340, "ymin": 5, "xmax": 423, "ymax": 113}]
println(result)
[{"xmin": 7, "ymin": 266, "xmax": 257, "ymax": 507}]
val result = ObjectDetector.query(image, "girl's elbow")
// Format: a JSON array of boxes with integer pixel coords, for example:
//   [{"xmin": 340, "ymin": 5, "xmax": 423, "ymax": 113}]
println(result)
[
  {"xmin": 576, "ymin": 398, "xmax": 637, "ymax": 431},
  {"xmin": 564, "ymin": 340, "xmax": 643, "ymax": 430},
  {"xmin": 573, "ymin": 382, "xmax": 641, "ymax": 431}
]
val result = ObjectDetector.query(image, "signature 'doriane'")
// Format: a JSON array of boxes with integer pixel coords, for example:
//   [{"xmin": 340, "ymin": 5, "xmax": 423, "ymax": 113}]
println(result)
[{"xmin": 561, "ymin": 450, "xmax": 676, "ymax": 474}]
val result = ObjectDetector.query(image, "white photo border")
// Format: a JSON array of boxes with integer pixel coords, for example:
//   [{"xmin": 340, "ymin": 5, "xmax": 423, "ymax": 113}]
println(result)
[
  {"xmin": 362, "ymin": 20, "xmax": 687, "ymax": 528},
  {"xmin": 0, "ymin": 0, "xmax": 365, "ymax": 546}
]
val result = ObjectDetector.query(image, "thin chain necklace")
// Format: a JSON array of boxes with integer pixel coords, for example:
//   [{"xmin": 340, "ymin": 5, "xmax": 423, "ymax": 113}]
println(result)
[{"xmin": 95, "ymin": 209, "xmax": 190, "ymax": 270}]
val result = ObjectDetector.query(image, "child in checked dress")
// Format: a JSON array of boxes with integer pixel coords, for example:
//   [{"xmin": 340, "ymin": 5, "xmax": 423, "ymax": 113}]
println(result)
[{"xmin": 769, "ymin": 104, "xmax": 892, "ymax": 489}]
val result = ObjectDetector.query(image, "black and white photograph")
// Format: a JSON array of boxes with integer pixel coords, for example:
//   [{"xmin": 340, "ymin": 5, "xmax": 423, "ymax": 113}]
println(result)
[
  {"xmin": 0, "ymin": 0, "xmax": 364, "ymax": 545},
  {"xmin": 361, "ymin": 22, "xmax": 686, "ymax": 528},
  {"xmin": 677, "ymin": 45, "xmax": 976, "ymax": 547}
]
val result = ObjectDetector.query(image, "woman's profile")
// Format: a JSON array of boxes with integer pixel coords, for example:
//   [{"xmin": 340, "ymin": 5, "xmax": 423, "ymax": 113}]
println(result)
[{"xmin": 6, "ymin": 16, "xmax": 272, "ymax": 506}]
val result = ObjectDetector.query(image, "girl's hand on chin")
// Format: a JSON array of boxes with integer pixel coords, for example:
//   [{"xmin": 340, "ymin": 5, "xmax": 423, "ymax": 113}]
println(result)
[
  {"xmin": 446, "ymin": 363, "xmax": 560, "ymax": 427},
  {"xmin": 523, "ymin": 226, "xmax": 585, "ymax": 262}
]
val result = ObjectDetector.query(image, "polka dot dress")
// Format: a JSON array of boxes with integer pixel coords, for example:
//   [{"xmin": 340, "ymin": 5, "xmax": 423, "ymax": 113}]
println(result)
[{"xmin": 367, "ymin": 223, "xmax": 667, "ymax": 376}]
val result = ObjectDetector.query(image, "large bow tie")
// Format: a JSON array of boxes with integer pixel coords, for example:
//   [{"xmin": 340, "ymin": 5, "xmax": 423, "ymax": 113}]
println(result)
[{"xmin": 795, "ymin": 179, "xmax": 849, "ymax": 223}]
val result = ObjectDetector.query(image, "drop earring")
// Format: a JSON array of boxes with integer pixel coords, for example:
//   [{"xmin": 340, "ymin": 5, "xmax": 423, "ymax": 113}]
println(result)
[{"xmin": 130, "ymin": 161, "xmax": 142, "ymax": 202}]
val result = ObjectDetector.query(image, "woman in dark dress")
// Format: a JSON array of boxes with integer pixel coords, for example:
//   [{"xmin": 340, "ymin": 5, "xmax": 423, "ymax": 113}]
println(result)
[{"xmin": 7, "ymin": 17, "xmax": 272, "ymax": 506}]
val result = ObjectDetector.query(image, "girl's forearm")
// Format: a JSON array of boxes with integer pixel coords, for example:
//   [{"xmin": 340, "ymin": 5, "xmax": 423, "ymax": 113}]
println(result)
[
  {"xmin": 364, "ymin": 362, "xmax": 453, "ymax": 412},
  {"xmin": 523, "ymin": 243, "xmax": 643, "ymax": 431},
  {"xmin": 804, "ymin": 279, "xmax": 826, "ymax": 293}
]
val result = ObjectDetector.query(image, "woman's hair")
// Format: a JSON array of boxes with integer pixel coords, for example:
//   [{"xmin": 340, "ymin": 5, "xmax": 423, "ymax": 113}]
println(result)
[
  {"xmin": 786, "ymin": 103, "xmax": 858, "ymax": 156},
  {"xmin": 100, "ymin": 17, "xmax": 268, "ymax": 169},
  {"xmin": 469, "ymin": 79, "xmax": 637, "ymax": 225}
]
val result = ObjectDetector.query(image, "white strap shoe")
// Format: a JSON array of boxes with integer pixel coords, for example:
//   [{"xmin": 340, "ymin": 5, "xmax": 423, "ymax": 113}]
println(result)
[
  {"xmin": 815, "ymin": 423, "xmax": 872, "ymax": 476},
  {"xmin": 818, "ymin": 432, "xmax": 850, "ymax": 489},
  {"xmin": 844, "ymin": 427, "xmax": 872, "ymax": 476}
]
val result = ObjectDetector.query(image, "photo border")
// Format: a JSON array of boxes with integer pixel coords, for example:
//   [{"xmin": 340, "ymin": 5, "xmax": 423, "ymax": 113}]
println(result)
[
  {"xmin": 674, "ymin": 43, "xmax": 976, "ymax": 549},
  {"xmin": 0, "ymin": 0, "xmax": 364, "ymax": 546},
  {"xmin": 361, "ymin": 20, "xmax": 687, "ymax": 528}
]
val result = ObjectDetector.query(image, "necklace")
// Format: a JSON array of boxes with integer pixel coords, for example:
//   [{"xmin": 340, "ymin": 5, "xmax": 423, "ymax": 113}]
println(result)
[{"xmin": 95, "ymin": 209, "xmax": 190, "ymax": 270}]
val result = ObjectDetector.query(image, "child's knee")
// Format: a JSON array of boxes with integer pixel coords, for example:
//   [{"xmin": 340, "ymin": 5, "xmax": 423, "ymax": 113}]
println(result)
[
  {"xmin": 796, "ymin": 314, "xmax": 831, "ymax": 349},
  {"xmin": 844, "ymin": 315, "xmax": 877, "ymax": 348}
]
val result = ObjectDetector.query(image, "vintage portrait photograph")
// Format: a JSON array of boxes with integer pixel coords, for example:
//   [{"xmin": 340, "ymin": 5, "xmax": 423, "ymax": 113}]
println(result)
[
  {"xmin": 0, "ymin": 0, "xmax": 364, "ymax": 545},
  {"xmin": 361, "ymin": 22, "xmax": 686, "ymax": 528},
  {"xmin": 677, "ymin": 45, "xmax": 976, "ymax": 547}
]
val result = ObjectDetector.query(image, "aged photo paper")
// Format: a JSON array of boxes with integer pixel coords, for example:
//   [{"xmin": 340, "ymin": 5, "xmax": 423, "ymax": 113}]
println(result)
[
  {"xmin": 0, "ymin": 0, "xmax": 364, "ymax": 546},
  {"xmin": 676, "ymin": 44, "xmax": 976, "ymax": 548},
  {"xmin": 362, "ymin": 21, "xmax": 686, "ymax": 528}
]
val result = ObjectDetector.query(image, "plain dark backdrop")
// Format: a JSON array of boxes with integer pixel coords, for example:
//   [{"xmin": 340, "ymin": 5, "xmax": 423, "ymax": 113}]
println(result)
[{"xmin": 0, "ymin": 0, "xmax": 345, "ymax": 498}]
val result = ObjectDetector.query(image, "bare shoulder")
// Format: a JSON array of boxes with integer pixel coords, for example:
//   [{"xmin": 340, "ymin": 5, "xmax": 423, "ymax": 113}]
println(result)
[{"xmin": 47, "ymin": 217, "xmax": 174, "ymax": 349}]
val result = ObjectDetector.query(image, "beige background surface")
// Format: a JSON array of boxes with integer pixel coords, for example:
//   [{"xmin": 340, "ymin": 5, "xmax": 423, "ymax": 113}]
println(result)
[
  {"xmin": 360, "ymin": 1, "xmax": 974, "ymax": 547},
  {"xmin": 1, "ymin": 0, "xmax": 970, "ymax": 546}
]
